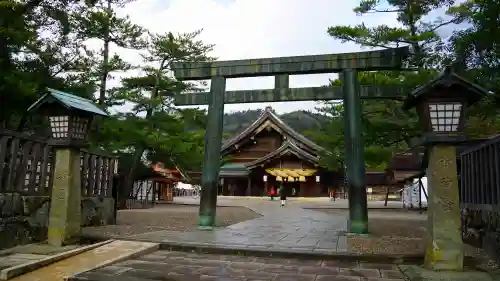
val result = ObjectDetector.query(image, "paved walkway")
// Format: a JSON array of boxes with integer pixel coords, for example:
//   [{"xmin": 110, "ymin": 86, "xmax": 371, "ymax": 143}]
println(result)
[
  {"xmin": 127, "ymin": 198, "xmax": 349, "ymax": 254},
  {"xmin": 167, "ymin": 196, "xmax": 404, "ymax": 209},
  {"xmin": 69, "ymin": 250, "xmax": 408, "ymax": 281}
]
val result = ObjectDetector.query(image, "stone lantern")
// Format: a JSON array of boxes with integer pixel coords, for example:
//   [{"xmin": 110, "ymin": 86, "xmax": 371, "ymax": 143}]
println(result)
[
  {"xmin": 401, "ymin": 68, "xmax": 490, "ymax": 280},
  {"xmin": 27, "ymin": 88, "xmax": 108, "ymax": 246}
]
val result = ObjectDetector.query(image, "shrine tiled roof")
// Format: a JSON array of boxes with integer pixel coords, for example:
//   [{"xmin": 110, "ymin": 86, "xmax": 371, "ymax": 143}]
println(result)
[
  {"xmin": 221, "ymin": 106, "xmax": 326, "ymax": 156},
  {"xmin": 245, "ymin": 140, "xmax": 319, "ymax": 169}
]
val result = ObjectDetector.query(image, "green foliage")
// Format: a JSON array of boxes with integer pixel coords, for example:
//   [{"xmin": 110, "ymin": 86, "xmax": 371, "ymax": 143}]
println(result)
[
  {"xmin": 71, "ymin": 0, "xmax": 147, "ymax": 105},
  {"xmin": 97, "ymin": 29, "xmax": 214, "ymax": 173},
  {"xmin": 0, "ymin": 0, "xmax": 98, "ymax": 129},
  {"xmin": 447, "ymin": 0, "xmax": 500, "ymax": 138},
  {"xmin": 2, "ymin": 0, "xmax": 500, "ymax": 184},
  {"xmin": 0, "ymin": 0, "xmax": 215, "ymax": 180},
  {"xmin": 328, "ymin": 0, "xmax": 458, "ymax": 68},
  {"xmin": 318, "ymin": 0, "xmax": 500, "ymax": 172}
]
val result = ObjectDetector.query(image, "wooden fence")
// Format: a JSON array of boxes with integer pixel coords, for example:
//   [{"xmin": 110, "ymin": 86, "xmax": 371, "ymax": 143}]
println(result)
[
  {"xmin": 125, "ymin": 180, "xmax": 158, "ymax": 209},
  {"xmin": 0, "ymin": 131, "xmax": 54, "ymax": 196},
  {"xmin": 460, "ymin": 135, "xmax": 500, "ymax": 261},
  {"xmin": 0, "ymin": 130, "xmax": 118, "ymax": 198}
]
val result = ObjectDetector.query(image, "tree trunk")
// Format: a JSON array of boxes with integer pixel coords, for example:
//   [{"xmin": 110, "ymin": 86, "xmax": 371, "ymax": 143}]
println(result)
[
  {"xmin": 118, "ymin": 148, "xmax": 143, "ymax": 209},
  {"xmin": 384, "ymin": 186, "xmax": 390, "ymax": 206},
  {"xmin": 119, "ymin": 60, "xmax": 165, "ymax": 208},
  {"xmin": 98, "ymin": 0, "xmax": 111, "ymax": 105}
]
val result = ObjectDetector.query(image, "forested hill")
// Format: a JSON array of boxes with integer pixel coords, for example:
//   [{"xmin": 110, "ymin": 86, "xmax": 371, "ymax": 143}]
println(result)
[{"xmin": 222, "ymin": 109, "xmax": 329, "ymax": 140}]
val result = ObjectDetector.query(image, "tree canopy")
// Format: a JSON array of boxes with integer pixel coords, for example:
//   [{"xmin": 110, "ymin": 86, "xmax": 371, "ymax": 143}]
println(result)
[
  {"xmin": 1, "ymin": 0, "xmax": 499, "ymax": 182},
  {"xmin": 311, "ymin": 0, "xmax": 500, "ymax": 171}
]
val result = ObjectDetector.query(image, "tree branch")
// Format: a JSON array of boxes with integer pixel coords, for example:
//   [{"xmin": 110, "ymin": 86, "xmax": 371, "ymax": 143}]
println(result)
[
  {"xmin": 363, "ymin": 9, "xmax": 403, "ymax": 13},
  {"xmin": 427, "ymin": 19, "xmax": 456, "ymax": 33},
  {"xmin": 341, "ymin": 38, "xmax": 393, "ymax": 49},
  {"xmin": 361, "ymin": 110, "xmax": 390, "ymax": 117}
]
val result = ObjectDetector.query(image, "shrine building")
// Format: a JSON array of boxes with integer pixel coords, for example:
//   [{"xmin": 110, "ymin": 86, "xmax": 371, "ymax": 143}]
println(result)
[{"xmin": 218, "ymin": 106, "xmax": 397, "ymax": 198}]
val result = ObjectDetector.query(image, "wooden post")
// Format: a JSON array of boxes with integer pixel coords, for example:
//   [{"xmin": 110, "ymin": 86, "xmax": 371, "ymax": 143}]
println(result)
[
  {"xmin": 384, "ymin": 186, "xmax": 390, "ymax": 206},
  {"xmin": 419, "ymin": 179, "xmax": 423, "ymax": 209},
  {"xmin": 246, "ymin": 177, "xmax": 252, "ymax": 196}
]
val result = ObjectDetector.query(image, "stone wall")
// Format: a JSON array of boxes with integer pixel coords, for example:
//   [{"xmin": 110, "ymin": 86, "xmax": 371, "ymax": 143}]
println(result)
[
  {"xmin": 0, "ymin": 193, "xmax": 115, "ymax": 250},
  {"xmin": 461, "ymin": 208, "xmax": 500, "ymax": 263}
]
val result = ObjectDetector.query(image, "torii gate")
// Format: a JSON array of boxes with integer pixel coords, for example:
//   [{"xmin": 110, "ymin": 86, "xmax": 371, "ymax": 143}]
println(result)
[{"xmin": 172, "ymin": 47, "xmax": 409, "ymax": 234}]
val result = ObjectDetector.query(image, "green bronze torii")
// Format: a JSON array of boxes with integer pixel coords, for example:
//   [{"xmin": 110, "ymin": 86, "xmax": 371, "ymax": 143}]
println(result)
[{"xmin": 172, "ymin": 46, "xmax": 410, "ymax": 234}]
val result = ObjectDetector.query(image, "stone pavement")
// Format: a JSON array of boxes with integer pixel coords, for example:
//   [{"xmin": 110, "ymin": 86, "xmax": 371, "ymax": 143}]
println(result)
[
  {"xmin": 168, "ymin": 196, "xmax": 404, "ymax": 210},
  {"xmin": 127, "ymin": 198, "xmax": 349, "ymax": 254},
  {"xmin": 69, "ymin": 249, "xmax": 409, "ymax": 281}
]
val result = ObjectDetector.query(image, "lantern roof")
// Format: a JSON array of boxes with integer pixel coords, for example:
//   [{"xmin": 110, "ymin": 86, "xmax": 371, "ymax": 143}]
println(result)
[
  {"xmin": 27, "ymin": 88, "xmax": 108, "ymax": 116},
  {"xmin": 403, "ymin": 67, "xmax": 489, "ymax": 110}
]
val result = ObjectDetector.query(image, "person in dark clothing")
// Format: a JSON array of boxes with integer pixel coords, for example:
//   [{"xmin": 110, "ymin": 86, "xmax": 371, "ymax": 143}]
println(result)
[{"xmin": 279, "ymin": 185, "xmax": 287, "ymax": 207}]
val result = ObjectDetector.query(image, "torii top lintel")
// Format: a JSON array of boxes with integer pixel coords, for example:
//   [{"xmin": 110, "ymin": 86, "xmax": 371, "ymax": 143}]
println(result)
[{"xmin": 172, "ymin": 47, "xmax": 410, "ymax": 81}]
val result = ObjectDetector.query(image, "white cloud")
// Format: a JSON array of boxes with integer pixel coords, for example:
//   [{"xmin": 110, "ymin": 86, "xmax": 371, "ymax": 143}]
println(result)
[{"xmin": 111, "ymin": 0, "xmax": 401, "ymax": 114}]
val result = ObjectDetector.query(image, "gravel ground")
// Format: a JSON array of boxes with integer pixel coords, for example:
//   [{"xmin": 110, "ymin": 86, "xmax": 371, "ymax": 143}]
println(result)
[
  {"xmin": 82, "ymin": 205, "xmax": 261, "ymax": 238},
  {"xmin": 313, "ymin": 208, "xmax": 500, "ymax": 274},
  {"xmin": 313, "ymin": 208, "xmax": 427, "ymax": 255}
]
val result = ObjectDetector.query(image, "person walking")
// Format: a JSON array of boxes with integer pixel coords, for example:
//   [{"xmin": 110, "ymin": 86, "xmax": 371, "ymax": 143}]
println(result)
[
  {"xmin": 269, "ymin": 187, "xmax": 276, "ymax": 201},
  {"xmin": 279, "ymin": 185, "xmax": 287, "ymax": 207}
]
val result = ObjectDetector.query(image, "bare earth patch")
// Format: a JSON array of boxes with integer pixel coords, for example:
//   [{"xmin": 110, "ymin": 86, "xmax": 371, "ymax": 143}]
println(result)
[
  {"xmin": 312, "ymin": 208, "xmax": 427, "ymax": 255},
  {"xmin": 82, "ymin": 205, "xmax": 261, "ymax": 238}
]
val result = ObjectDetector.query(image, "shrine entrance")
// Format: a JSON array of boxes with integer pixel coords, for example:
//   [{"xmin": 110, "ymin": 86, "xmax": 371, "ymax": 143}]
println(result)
[
  {"xmin": 286, "ymin": 181, "xmax": 300, "ymax": 197},
  {"xmin": 172, "ymin": 47, "xmax": 410, "ymax": 234}
]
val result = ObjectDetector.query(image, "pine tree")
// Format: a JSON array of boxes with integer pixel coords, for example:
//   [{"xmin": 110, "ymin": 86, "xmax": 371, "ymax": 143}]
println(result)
[
  {"xmin": 314, "ymin": 0, "xmax": 461, "ymax": 171},
  {"xmin": 0, "ymin": 0, "xmax": 98, "ymax": 129},
  {"xmin": 72, "ymin": 0, "xmax": 146, "ymax": 106},
  {"xmin": 102, "ymin": 30, "xmax": 214, "ymax": 207}
]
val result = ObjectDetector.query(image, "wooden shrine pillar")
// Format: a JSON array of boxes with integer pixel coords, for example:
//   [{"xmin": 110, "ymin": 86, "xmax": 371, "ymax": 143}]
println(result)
[
  {"xmin": 246, "ymin": 178, "xmax": 251, "ymax": 196},
  {"xmin": 299, "ymin": 182, "xmax": 306, "ymax": 197},
  {"xmin": 158, "ymin": 182, "xmax": 166, "ymax": 201},
  {"xmin": 158, "ymin": 182, "xmax": 174, "ymax": 202}
]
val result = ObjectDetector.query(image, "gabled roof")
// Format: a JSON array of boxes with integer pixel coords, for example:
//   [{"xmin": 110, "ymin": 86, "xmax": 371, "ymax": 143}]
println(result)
[
  {"xmin": 365, "ymin": 172, "xmax": 395, "ymax": 186},
  {"xmin": 150, "ymin": 162, "xmax": 191, "ymax": 182},
  {"xmin": 221, "ymin": 106, "xmax": 326, "ymax": 155},
  {"xmin": 245, "ymin": 140, "xmax": 319, "ymax": 169},
  {"xmin": 403, "ymin": 67, "xmax": 489, "ymax": 110},
  {"xmin": 388, "ymin": 152, "xmax": 422, "ymax": 171},
  {"xmin": 28, "ymin": 88, "xmax": 107, "ymax": 116},
  {"xmin": 220, "ymin": 163, "xmax": 249, "ymax": 177}
]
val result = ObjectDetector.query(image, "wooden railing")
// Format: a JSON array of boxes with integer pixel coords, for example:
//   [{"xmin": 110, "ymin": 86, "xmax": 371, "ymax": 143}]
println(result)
[{"xmin": 81, "ymin": 150, "xmax": 118, "ymax": 198}]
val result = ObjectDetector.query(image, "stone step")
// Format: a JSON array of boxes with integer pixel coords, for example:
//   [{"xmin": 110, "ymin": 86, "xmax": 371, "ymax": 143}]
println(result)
[
  {"xmin": 8, "ymin": 240, "xmax": 158, "ymax": 281},
  {"xmin": 68, "ymin": 272, "xmax": 147, "ymax": 281}
]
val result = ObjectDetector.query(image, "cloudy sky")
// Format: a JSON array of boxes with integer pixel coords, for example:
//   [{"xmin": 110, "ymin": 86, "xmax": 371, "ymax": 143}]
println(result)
[{"xmin": 111, "ymin": 0, "xmax": 458, "ymax": 114}]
